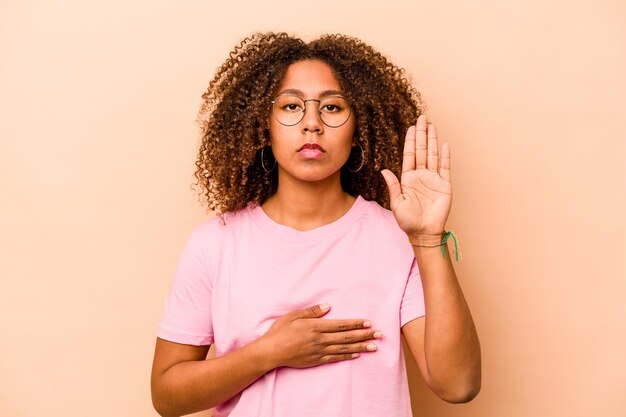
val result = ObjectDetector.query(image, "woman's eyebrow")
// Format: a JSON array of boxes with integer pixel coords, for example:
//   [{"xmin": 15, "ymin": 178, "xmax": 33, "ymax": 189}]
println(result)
[
  {"xmin": 278, "ymin": 88, "xmax": 305, "ymax": 97},
  {"xmin": 277, "ymin": 88, "xmax": 345, "ymax": 98},
  {"xmin": 319, "ymin": 89, "xmax": 345, "ymax": 98}
]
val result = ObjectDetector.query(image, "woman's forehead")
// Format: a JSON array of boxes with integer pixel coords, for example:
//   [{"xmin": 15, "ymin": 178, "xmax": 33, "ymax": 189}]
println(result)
[{"xmin": 277, "ymin": 60, "xmax": 342, "ymax": 96}]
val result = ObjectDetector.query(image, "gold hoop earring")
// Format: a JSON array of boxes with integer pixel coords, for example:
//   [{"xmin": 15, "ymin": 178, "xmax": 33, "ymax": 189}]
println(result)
[
  {"xmin": 261, "ymin": 147, "xmax": 277, "ymax": 173},
  {"xmin": 347, "ymin": 143, "xmax": 365, "ymax": 173}
]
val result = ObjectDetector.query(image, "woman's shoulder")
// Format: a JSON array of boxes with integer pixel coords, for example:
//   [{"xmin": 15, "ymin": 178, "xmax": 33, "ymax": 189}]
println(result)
[
  {"xmin": 359, "ymin": 197, "xmax": 399, "ymax": 225},
  {"xmin": 357, "ymin": 197, "xmax": 410, "ymax": 239}
]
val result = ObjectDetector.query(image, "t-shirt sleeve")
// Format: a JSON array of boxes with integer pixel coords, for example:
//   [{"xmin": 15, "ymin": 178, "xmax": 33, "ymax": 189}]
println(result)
[
  {"xmin": 400, "ymin": 257, "xmax": 426, "ymax": 327},
  {"xmin": 156, "ymin": 227, "xmax": 214, "ymax": 346}
]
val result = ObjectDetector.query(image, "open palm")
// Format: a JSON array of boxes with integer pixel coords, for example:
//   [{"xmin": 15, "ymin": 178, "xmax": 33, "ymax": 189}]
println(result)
[{"xmin": 381, "ymin": 115, "xmax": 452, "ymax": 238}]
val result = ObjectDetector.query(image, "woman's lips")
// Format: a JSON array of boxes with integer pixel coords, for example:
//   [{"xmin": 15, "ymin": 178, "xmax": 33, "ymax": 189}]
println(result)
[{"xmin": 297, "ymin": 143, "xmax": 325, "ymax": 159}]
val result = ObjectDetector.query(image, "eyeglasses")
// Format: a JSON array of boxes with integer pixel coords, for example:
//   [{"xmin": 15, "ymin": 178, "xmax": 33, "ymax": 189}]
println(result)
[{"xmin": 271, "ymin": 93, "xmax": 352, "ymax": 128}]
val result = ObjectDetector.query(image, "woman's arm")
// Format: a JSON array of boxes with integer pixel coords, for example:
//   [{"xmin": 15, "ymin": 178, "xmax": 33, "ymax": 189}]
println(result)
[
  {"xmin": 151, "ymin": 337, "xmax": 271, "ymax": 417},
  {"xmin": 401, "ymin": 238, "xmax": 481, "ymax": 403},
  {"xmin": 381, "ymin": 114, "xmax": 481, "ymax": 403},
  {"xmin": 151, "ymin": 304, "xmax": 382, "ymax": 417}
]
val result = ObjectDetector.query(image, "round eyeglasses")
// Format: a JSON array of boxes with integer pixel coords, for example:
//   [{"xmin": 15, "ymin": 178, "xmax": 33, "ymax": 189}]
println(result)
[{"xmin": 271, "ymin": 93, "xmax": 352, "ymax": 128}]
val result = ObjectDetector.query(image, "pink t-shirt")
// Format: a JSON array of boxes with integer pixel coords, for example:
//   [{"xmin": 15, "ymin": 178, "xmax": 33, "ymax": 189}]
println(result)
[{"xmin": 157, "ymin": 196, "xmax": 425, "ymax": 417}]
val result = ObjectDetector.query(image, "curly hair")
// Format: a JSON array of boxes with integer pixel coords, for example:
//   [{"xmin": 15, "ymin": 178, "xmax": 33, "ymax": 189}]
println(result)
[{"xmin": 194, "ymin": 32, "xmax": 424, "ymax": 213}]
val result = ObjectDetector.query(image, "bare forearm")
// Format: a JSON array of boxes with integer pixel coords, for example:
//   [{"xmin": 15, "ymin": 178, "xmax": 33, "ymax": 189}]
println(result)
[
  {"xmin": 153, "ymin": 338, "xmax": 275, "ymax": 417},
  {"xmin": 413, "ymin": 240, "xmax": 481, "ymax": 400}
]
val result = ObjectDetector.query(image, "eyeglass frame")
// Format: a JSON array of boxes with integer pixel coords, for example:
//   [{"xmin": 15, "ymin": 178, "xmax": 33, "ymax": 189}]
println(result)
[{"xmin": 270, "ymin": 93, "xmax": 353, "ymax": 128}]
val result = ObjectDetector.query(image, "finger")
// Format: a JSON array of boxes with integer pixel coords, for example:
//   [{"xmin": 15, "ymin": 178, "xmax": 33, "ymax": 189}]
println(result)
[
  {"xmin": 292, "ymin": 304, "xmax": 331, "ymax": 319},
  {"xmin": 439, "ymin": 142, "xmax": 451, "ymax": 182},
  {"xmin": 380, "ymin": 169, "xmax": 402, "ymax": 207},
  {"xmin": 427, "ymin": 123, "xmax": 438, "ymax": 172},
  {"xmin": 415, "ymin": 115, "xmax": 428, "ymax": 169},
  {"xmin": 325, "ymin": 341, "xmax": 379, "ymax": 354},
  {"xmin": 319, "ymin": 353, "xmax": 361, "ymax": 363},
  {"xmin": 315, "ymin": 318, "xmax": 372, "ymax": 333},
  {"xmin": 323, "ymin": 329, "xmax": 383, "ymax": 344},
  {"xmin": 402, "ymin": 125, "xmax": 416, "ymax": 173}
]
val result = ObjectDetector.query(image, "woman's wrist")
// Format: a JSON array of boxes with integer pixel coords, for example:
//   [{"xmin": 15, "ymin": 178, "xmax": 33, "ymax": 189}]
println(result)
[
  {"xmin": 250, "ymin": 335, "xmax": 281, "ymax": 372},
  {"xmin": 410, "ymin": 230, "xmax": 461, "ymax": 263},
  {"xmin": 408, "ymin": 231, "xmax": 446, "ymax": 246}
]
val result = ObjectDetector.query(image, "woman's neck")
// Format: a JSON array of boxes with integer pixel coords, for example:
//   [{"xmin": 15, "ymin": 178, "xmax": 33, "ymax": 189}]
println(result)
[{"xmin": 261, "ymin": 176, "xmax": 356, "ymax": 232}]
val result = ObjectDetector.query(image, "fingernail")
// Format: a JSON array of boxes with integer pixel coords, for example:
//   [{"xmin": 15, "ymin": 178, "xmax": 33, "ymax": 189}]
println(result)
[
  {"xmin": 373, "ymin": 331, "xmax": 383, "ymax": 338},
  {"xmin": 352, "ymin": 353, "xmax": 360, "ymax": 358},
  {"xmin": 366, "ymin": 344, "xmax": 377, "ymax": 351},
  {"xmin": 362, "ymin": 320, "xmax": 371, "ymax": 328},
  {"xmin": 319, "ymin": 303, "xmax": 330, "ymax": 310}
]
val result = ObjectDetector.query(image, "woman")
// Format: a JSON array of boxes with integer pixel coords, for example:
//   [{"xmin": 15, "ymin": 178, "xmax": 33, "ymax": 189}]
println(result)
[{"xmin": 151, "ymin": 33, "xmax": 481, "ymax": 417}]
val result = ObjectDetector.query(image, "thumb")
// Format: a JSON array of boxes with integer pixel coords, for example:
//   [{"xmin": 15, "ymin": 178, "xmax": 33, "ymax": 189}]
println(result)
[
  {"xmin": 293, "ymin": 303, "xmax": 331, "ymax": 319},
  {"xmin": 381, "ymin": 169, "xmax": 402, "ymax": 205}
]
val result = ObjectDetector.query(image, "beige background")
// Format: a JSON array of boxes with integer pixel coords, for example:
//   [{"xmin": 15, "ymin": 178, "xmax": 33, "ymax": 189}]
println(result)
[{"xmin": 1, "ymin": 0, "xmax": 625, "ymax": 416}]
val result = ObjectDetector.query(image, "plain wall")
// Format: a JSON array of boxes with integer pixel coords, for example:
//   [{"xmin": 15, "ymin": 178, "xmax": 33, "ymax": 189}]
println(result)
[{"xmin": 1, "ymin": 0, "xmax": 625, "ymax": 416}]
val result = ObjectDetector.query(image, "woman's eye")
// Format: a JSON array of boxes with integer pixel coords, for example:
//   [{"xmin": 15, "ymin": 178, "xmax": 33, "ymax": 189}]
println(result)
[
  {"xmin": 320, "ymin": 97, "xmax": 348, "ymax": 113},
  {"xmin": 283, "ymin": 103, "xmax": 302, "ymax": 111},
  {"xmin": 322, "ymin": 104, "xmax": 341, "ymax": 112}
]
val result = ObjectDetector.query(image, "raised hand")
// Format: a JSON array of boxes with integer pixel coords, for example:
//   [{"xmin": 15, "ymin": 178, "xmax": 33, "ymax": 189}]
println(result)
[
  {"xmin": 381, "ymin": 115, "xmax": 452, "ymax": 240},
  {"xmin": 261, "ymin": 304, "xmax": 382, "ymax": 368}
]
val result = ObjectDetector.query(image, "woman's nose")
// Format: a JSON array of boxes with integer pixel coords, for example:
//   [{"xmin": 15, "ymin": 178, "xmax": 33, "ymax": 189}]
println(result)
[{"xmin": 300, "ymin": 100, "xmax": 324, "ymax": 133}]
